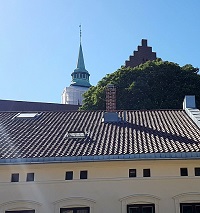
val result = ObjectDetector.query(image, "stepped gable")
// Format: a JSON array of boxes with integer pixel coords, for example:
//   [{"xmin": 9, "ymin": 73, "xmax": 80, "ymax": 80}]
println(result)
[{"xmin": 125, "ymin": 39, "xmax": 157, "ymax": 68}]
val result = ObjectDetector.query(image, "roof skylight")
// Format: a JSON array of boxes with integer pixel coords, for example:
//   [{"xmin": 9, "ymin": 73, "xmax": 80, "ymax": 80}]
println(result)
[
  {"xmin": 13, "ymin": 112, "xmax": 41, "ymax": 119},
  {"xmin": 67, "ymin": 131, "xmax": 86, "ymax": 139}
]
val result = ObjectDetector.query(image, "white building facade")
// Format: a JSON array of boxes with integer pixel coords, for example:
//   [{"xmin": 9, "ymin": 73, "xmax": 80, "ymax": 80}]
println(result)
[
  {"xmin": 0, "ymin": 96, "xmax": 200, "ymax": 213},
  {"xmin": 1, "ymin": 159, "xmax": 200, "ymax": 213}
]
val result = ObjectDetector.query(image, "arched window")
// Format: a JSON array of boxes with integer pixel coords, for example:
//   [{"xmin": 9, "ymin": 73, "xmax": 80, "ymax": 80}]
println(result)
[
  {"xmin": 53, "ymin": 197, "xmax": 96, "ymax": 213},
  {"xmin": 173, "ymin": 193, "xmax": 200, "ymax": 213},
  {"xmin": 119, "ymin": 194, "xmax": 160, "ymax": 213},
  {"xmin": 0, "ymin": 200, "xmax": 42, "ymax": 213}
]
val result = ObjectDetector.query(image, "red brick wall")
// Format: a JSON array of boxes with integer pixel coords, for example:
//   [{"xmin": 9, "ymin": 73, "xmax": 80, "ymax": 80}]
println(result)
[{"xmin": 125, "ymin": 39, "xmax": 156, "ymax": 68}]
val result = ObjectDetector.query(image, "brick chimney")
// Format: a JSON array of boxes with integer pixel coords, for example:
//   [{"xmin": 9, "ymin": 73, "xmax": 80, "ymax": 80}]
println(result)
[
  {"xmin": 102, "ymin": 84, "xmax": 121, "ymax": 123},
  {"xmin": 106, "ymin": 84, "xmax": 116, "ymax": 112}
]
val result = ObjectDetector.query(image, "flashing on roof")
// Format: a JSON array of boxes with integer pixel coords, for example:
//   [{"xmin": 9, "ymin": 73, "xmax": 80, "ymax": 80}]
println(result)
[
  {"xmin": 66, "ymin": 131, "xmax": 86, "ymax": 139},
  {"xmin": 102, "ymin": 112, "xmax": 122, "ymax": 123},
  {"xmin": 13, "ymin": 112, "xmax": 42, "ymax": 119}
]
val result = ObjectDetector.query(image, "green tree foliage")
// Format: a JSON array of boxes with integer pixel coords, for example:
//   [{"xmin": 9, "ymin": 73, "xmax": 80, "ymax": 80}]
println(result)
[{"xmin": 80, "ymin": 59, "xmax": 200, "ymax": 110}]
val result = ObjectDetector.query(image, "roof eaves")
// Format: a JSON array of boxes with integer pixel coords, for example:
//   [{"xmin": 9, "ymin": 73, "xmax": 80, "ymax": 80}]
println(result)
[{"xmin": 0, "ymin": 152, "xmax": 200, "ymax": 165}]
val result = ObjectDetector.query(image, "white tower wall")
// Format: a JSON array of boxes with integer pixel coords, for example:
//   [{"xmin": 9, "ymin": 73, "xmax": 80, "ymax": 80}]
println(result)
[{"xmin": 62, "ymin": 86, "xmax": 89, "ymax": 105}]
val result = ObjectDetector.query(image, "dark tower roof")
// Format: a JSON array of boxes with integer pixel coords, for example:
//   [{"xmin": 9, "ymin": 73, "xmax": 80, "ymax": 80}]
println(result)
[{"xmin": 0, "ymin": 99, "xmax": 79, "ymax": 112}]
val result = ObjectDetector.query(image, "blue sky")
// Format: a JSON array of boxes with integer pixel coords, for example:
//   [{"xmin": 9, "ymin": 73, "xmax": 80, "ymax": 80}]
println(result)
[{"xmin": 0, "ymin": 0, "xmax": 200, "ymax": 103}]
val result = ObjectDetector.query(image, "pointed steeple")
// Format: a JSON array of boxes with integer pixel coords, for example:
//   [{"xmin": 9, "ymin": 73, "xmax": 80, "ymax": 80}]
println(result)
[
  {"xmin": 70, "ymin": 26, "xmax": 91, "ymax": 88},
  {"xmin": 76, "ymin": 25, "xmax": 85, "ymax": 70},
  {"xmin": 76, "ymin": 43, "xmax": 86, "ymax": 71}
]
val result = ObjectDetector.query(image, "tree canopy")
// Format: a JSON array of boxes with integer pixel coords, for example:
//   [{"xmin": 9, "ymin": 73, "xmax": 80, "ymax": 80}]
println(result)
[{"xmin": 80, "ymin": 59, "xmax": 200, "ymax": 110}]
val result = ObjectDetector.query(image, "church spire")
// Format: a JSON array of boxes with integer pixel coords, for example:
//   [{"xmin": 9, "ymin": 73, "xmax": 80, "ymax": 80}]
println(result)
[
  {"xmin": 76, "ymin": 43, "xmax": 85, "ymax": 69},
  {"xmin": 76, "ymin": 25, "xmax": 85, "ymax": 69},
  {"xmin": 70, "ymin": 26, "xmax": 91, "ymax": 88}
]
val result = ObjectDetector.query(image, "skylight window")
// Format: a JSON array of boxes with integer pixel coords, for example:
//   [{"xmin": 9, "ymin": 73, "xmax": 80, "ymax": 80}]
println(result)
[
  {"xmin": 13, "ymin": 112, "xmax": 41, "ymax": 119},
  {"xmin": 67, "ymin": 131, "xmax": 86, "ymax": 139}
]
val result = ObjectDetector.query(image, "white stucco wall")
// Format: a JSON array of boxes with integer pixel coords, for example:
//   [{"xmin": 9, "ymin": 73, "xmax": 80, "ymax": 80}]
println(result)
[
  {"xmin": 0, "ymin": 159, "xmax": 200, "ymax": 213},
  {"xmin": 61, "ymin": 86, "xmax": 89, "ymax": 105}
]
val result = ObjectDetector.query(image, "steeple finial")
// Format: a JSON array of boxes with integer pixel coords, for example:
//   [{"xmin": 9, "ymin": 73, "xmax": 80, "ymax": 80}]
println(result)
[{"xmin": 79, "ymin": 24, "xmax": 82, "ymax": 43}]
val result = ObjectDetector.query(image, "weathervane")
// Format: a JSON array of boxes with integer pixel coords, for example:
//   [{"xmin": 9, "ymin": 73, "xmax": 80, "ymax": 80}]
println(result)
[{"xmin": 79, "ymin": 24, "xmax": 82, "ymax": 43}]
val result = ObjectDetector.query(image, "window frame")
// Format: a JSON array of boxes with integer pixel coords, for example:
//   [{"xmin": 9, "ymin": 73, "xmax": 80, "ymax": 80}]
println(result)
[
  {"xmin": 173, "ymin": 193, "xmax": 200, "ymax": 213},
  {"xmin": 11, "ymin": 173, "xmax": 19, "ymax": 182},
  {"xmin": 127, "ymin": 204, "xmax": 155, "ymax": 213},
  {"xmin": 65, "ymin": 171, "xmax": 73, "ymax": 180},
  {"xmin": 60, "ymin": 207, "xmax": 90, "ymax": 213},
  {"xmin": 66, "ymin": 131, "xmax": 86, "ymax": 139},
  {"xmin": 26, "ymin": 173, "xmax": 34, "ymax": 182},
  {"xmin": 180, "ymin": 203, "xmax": 200, "ymax": 213},
  {"xmin": 13, "ymin": 112, "xmax": 41, "ymax": 120},
  {"xmin": 180, "ymin": 168, "xmax": 188, "ymax": 176},
  {"xmin": 6, "ymin": 211, "xmax": 35, "ymax": 213},
  {"xmin": 129, "ymin": 169, "xmax": 137, "ymax": 178},
  {"xmin": 80, "ymin": 170, "xmax": 88, "ymax": 179},
  {"xmin": 143, "ymin": 169, "xmax": 151, "ymax": 177},
  {"xmin": 195, "ymin": 167, "xmax": 200, "ymax": 176}
]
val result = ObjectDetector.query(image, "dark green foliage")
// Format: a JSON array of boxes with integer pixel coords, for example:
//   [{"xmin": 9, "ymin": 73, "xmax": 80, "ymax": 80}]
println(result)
[{"xmin": 80, "ymin": 59, "xmax": 200, "ymax": 110}]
